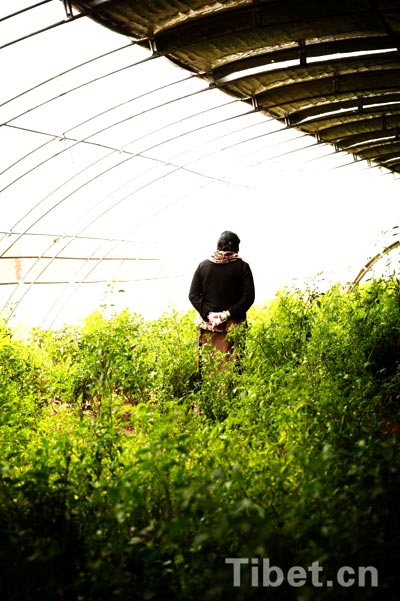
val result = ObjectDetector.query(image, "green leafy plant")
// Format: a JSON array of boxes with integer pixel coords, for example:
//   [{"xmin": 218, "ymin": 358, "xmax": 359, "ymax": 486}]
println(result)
[{"xmin": 1, "ymin": 279, "xmax": 399, "ymax": 600}]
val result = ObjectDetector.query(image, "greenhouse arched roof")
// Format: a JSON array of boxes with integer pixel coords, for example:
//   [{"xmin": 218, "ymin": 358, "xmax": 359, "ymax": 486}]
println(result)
[
  {"xmin": 0, "ymin": 0, "xmax": 399, "ymax": 329},
  {"xmin": 72, "ymin": 0, "xmax": 400, "ymax": 175}
]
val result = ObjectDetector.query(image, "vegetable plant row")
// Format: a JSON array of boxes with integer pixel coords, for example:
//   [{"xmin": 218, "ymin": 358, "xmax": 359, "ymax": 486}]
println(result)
[{"xmin": 0, "ymin": 278, "xmax": 399, "ymax": 600}]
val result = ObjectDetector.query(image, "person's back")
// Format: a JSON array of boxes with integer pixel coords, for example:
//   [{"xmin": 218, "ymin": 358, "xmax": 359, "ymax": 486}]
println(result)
[{"xmin": 189, "ymin": 231, "xmax": 255, "ymax": 356}]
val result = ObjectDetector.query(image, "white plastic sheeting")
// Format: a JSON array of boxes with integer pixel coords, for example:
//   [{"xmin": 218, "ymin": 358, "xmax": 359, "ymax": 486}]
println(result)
[{"xmin": 0, "ymin": 1, "xmax": 399, "ymax": 329}]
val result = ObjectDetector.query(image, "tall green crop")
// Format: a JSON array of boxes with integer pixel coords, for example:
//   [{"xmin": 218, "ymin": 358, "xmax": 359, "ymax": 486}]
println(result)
[{"xmin": 1, "ymin": 279, "xmax": 399, "ymax": 600}]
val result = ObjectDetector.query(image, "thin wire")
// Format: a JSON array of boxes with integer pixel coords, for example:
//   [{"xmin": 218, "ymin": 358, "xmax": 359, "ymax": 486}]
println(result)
[
  {"xmin": 0, "ymin": 0, "xmax": 138, "ymax": 51},
  {"xmin": 0, "ymin": 0, "xmax": 54, "ymax": 22},
  {"xmin": 3, "ymin": 53, "xmax": 158, "ymax": 126},
  {"xmin": 0, "ymin": 97, "xmax": 240, "ymax": 240},
  {"xmin": 48, "ymin": 120, "xmax": 268, "ymax": 311},
  {"xmin": 62, "ymin": 73, "xmax": 201, "ymax": 137},
  {"xmin": 0, "ymin": 136, "xmax": 54, "ymax": 179},
  {"xmin": 42, "ymin": 109, "xmax": 263, "ymax": 259},
  {"xmin": 0, "ymin": 64, "xmax": 195, "ymax": 184},
  {"xmin": 1, "ymin": 2, "xmax": 398, "ymax": 326},
  {"xmin": 41, "ymin": 119, "xmax": 371, "ymax": 325},
  {"xmin": 0, "ymin": 13, "xmax": 75, "ymax": 51},
  {"xmin": 1, "ymin": 275, "xmax": 184, "ymax": 286},
  {"xmin": 0, "ymin": 95, "xmax": 252, "ymax": 253},
  {"xmin": 37, "ymin": 106, "xmax": 256, "ymax": 232},
  {"xmin": 2, "ymin": 255, "xmax": 157, "ymax": 261},
  {"xmin": 0, "ymin": 66, "xmax": 202, "ymax": 235},
  {"xmin": 0, "ymin": 104, "xmax": 278, "ymax": 314},
  {"xmin": 6, "ymin": 7, "xmax": 380, "ymax": 322},
  {"xmin": 0, "ymin": 80, "xmax": 207, "ymax": 197},
  {"xmin": 200, "ymin": 131, "xmax": 312, "ymax": 178},
  {"xmin": 0, "ymin": 230, "xmax": 154, "ymax": 246},
  {"xmin": 0, "ymin": 42, "xmax": 134, "ymax": 110},
  {"xmin": 0, "ymin": 83, "xmax": 209, "ymax": 230},
  {"xmin": 45, "ymin": 173, "xmax": 227, "ymax": 328},
  {"xmin": 2, "ymin": 66, "xmax": 308, "ymax": 321},
  {"xmin": 11, "ymin": 112, "xmax": 265, "ymax": 327},
  {"xmin": 0, "ymin": 113, "xmax": 258, "ymax": 313},
  {"xmin": 0, "ymin": 0, "xmax": 324, "ymax": 282}
]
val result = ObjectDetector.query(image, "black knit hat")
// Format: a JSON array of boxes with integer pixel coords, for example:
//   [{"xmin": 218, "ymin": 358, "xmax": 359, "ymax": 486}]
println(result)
[{"xmin": 217, "ymin": 231, "xmax": 240, "ymax": 252}]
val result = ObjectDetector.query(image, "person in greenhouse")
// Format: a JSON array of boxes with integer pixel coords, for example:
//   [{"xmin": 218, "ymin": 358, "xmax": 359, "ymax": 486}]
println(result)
[{"xmin": 188, "ymin": 230, "xmax": 255, "ymax": 364}]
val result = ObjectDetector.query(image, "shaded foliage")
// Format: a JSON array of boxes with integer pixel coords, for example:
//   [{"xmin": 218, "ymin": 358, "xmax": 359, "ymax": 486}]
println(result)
[{"xmin": 0, "ymin": 279, "xmax": 399, "ymax": 600}]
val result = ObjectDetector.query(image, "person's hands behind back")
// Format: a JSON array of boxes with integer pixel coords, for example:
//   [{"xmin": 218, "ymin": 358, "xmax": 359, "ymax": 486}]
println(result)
[{"xmin": 207, "ymin": 310, "xmax": 230, "ymax": 330}]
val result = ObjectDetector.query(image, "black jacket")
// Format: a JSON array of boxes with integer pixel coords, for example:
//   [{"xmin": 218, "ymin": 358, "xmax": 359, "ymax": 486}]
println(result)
[{"xmin": 188, "ymin": 258, "xmax": 255, "ymax": 323}]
